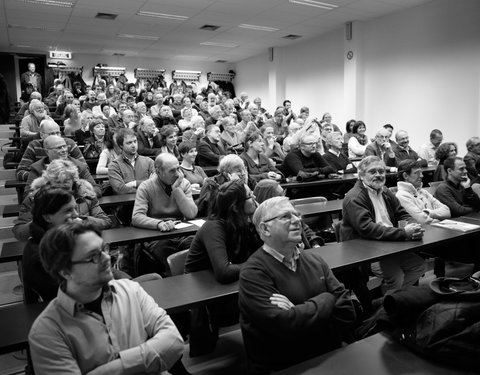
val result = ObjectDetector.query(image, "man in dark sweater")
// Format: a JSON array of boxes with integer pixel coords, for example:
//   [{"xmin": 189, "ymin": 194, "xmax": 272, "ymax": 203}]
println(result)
[
  {"xmin": 196, "ymin": 125, "xmax": 226, "ymax": 167},
  {"xmin": 393, "ymin": 130, "xmax": 427, "ymax": 167},
  {"xmin": 239, "ymin": 196, "xmax": 356, "ymax": 374},
  {"xmin": 281, "ymin": 133, "xmax": 336, "ymax": 178},
  {"xmin": 434, "ymin": 157, "xmax": 480, "ymax": 217},
  {"xmin": 364, "ymin": 128, "xmax": 397, "ymax": 167}
]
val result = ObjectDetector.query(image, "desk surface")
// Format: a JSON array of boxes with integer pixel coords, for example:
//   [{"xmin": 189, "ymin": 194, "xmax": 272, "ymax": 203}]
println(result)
[
  {"xmin": 274, "ymin": 333, "xmax": 474, "ymax": 375},
  {"xmin": 0, "ymin": 241, "xmax": 24, "ymax": 263},
  {"xmin": 141, "ymin": 270, "xmax": 238, "ymax": 314},
  {"xmin": 102, "ymin": 223, "xmax": 200, "ymax": 246}
]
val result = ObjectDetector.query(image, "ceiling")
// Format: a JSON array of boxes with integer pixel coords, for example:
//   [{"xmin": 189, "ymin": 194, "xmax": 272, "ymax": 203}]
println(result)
[{"xmin": 0, "ymin": 0, "xmax": 432, "ymax": 63}]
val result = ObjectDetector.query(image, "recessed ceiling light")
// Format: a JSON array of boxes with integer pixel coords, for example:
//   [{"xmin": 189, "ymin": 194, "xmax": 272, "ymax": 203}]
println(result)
[
  {"xmin": 8, "ymin": 24, "xmax": 61, "ymax": 32},
  {"xmin": 10, "ymin": 43, "xmax": 33, "ymax": 48},
  {"xmin": 216, "ymin": 60, "xmax": 228, "ymax": 63},
  {"xmin": 289, "ymin": 0, "xmax": 338, "ymax": 10},
  {"xmin": 238, "ymin": 24, "xmax": 279, "ymax": 32},
  {"xmin": 199, "ymin": 25, "xmax": 221, "ymax": 31},
  {"xmin": 200, "ymin": 41, "xmax": 238, "ymax": 48},
  {"xmin": 137, "ymin": 11, "xmax": 188, "ymax": 21},
  {"xmin": 95, "ymin": 12, "xmax": 118, "ymax": 20},
  {"xmin": 117, "ymin": 34, "xmax": 159, "ymax": 41},
  {"xmin": 282, "ymin": 34, "xmax": 302, "ymax": 40},
  {"xmin": 16, "ymin": 0, "xmax": 73, "ymax": 8}
]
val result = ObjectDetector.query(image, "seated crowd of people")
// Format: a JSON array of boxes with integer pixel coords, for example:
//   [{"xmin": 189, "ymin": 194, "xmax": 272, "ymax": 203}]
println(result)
[{"xmin": 12, "ymin": 79, "xmax": 480, "ymax": 374}]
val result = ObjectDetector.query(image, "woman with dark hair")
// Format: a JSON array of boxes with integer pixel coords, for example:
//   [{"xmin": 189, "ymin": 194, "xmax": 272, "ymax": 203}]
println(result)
[
  {"xmin": 185, "ymin": 179, "xmax": 261, "ymax": 283},
  {"xmin": 240, "ymin": 131, "xmax": 282, "ymax": 184},
  {"xmin": 159, "ymin": 124, "xmax": 180, "ymax": 159},
  {"xmin": 433, "ymin": 142, "xmax": 457, "ymax": 181},
  {"xmin": 343, "ymin": 119, "xmax": 356, "ymax": 143},
  {"xmin": 83, "ymin": 118, "xmax": 108, "ymax": 159},
  {"xmin": 347, "ymin": 120, "xmax": 370, "ymax": 158},
  {"xmin": 178, "ymin": 141, "xmax": 207, "ymax": 188},
  {"xmin": 22, "ymin": 187, "xmax": 81, "ymax": 302}
]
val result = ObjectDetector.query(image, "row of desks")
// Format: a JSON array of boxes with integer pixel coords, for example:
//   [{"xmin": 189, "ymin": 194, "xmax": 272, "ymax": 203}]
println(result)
[{"xmin": 1, "ymin": 212, "xmax": 479, "ymax": 359}]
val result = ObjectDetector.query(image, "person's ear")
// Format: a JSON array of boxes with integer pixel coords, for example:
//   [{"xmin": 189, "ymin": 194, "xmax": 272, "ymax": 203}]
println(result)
[
  {"xmin": 258, "ymin": 222, "xmax": 271, "ymax": 237},
  {"xmin": 59, "ymin": 268, "xmax": 72, "ymax": 281},
  {"xmin": 42, "ymin": 214, "xmax": 53, "ymax": 224}
]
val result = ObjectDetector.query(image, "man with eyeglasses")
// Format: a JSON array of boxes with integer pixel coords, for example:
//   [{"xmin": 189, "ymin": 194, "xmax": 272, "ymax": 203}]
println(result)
[
  {"xmin": 239, "ymin": 196, "xmax": 356, "ymax": 374},
  {"xmin": 20, "ymin": 99, "xmax": 51, "ymax": 138},
  {"xmin": 340, "ymin": 156, "xmax": 426, "ymax": 292},
  {"xmin": 364, "ymin": 128, "xmax": 397, "ymax": 167},
  {"xmin": 25, "ymin": 135, "xmax": 101, "ymax": 197},
  {"xmin": 16, "ymin": 119, "xmax": 85, "ymax": 181},
  {"xmin": 28, "ymin": 221, "xmax": 185, "ymax": 374},
  {"xmin": 281, "ymin": 133, "xmax": 337, "ymax": 190}
]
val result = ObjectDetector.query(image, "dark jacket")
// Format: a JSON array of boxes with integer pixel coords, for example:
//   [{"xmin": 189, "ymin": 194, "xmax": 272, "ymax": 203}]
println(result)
[
  {"xmin": 364, "ymin": 142, "xmax": 397, "ymax": 167},
  {"xmin": 322, "ymin": 150, "xmax": 357, "ymax": 173},
  {"xmin": 393, "ymin": 145, "xmax": 427, "ymax": 167},
  {"xmin": 136, "ymin": 130, "xmax": 162, "ymax": 156},
  {"xmin": 239, "ymin": 152, "xmax": 283, "ymax": 183},
  {"xmin": 196, "ymin": 137, "xmax": 227, "ymax": 167},
  {"xmin": 340, "ymin": 180, "xmax": 413, "ymax": 241}
]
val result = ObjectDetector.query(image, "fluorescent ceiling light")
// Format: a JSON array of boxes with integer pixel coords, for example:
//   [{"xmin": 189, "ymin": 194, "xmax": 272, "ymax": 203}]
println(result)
[
  {"xmin": 239, "ymin": 24, "xmax": 279, "ymax": 32},
  {"xmin": 200, "ymin": 41, "xmax": 238, "ymax": 48},
  {"xmin": 10, "ymin": 44, "xmax": 33, "ymax": 48},
  {"xmin": 137, "ymin": 11, "xmax": 188, "ymax": 21},
  {"xmin": 16, "ymin": 0, "xmax": 73, "ymax": 8},
  {"xmin": 117, "ymin": 34, "xmax": 159, "ymax": 41},
  {"xmin": 8, "ymin": 24, "xmax": 61, "ymax": 32},
  {"xmin": 289, "ymin": 0, "xmax": 338, "ymax": 10}
]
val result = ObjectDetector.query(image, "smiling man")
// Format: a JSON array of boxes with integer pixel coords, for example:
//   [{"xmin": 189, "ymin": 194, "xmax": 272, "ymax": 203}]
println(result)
[
  {"xmin": 239, "ymin": 196, "xmax": 356, "ymax": 374},
  {"xmin": 28, "ymin": 221, "xmax": 184, "ymax": 374},
  {"xmin": 396, "ymin": 159, "xmax": 450, "ymax": 224},
  {"xmin": 340, "ymin": 156, "xmax": 426, "ymax": 292}
]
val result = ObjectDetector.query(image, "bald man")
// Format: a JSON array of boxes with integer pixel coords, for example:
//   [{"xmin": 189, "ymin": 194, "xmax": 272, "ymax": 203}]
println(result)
[
  {"xmin": 393, "ymin": 130, "xmax": 427, "ymax": 167},
  {"xmin": 25, "ymin": 135, "xmax": 100, "ymax": 197},
  {"xmin": 132, "ymin": 153, "xmax": 197, "ymax": 275},
  {"xmin": 16, "ymin": 119, "xmax": 85, "ymax": 181}
]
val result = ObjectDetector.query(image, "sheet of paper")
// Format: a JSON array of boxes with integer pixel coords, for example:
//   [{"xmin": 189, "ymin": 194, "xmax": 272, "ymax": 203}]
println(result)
[
  {"xmin": 188, "ymin": 219, "xmax": 206, "ymax": 228},
  {"xmin": 175, "ymin": 222, "xmax": 194, "ymax": 229}
]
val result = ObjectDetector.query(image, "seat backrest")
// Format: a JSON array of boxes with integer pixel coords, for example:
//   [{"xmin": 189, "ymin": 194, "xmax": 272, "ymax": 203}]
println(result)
[
  {"xmin": 291, "ymin": 196, "xmax": 327, "ymax": 206},
  {"xmin": 427, "ymin": 181, "xmax": 442, "ymax": 194},
  {"xmin": 167, "ymin": 249, "xmax": 189, "ymax": 276}
]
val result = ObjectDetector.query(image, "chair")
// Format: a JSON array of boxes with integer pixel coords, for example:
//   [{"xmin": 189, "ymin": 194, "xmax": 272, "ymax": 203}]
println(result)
[
  {"xmin": 291, "ymin": 196, "xmax": 327, "ymax": 206},
  {"xmin": 427, "ymin": 181, "xmax": 442, "ymax": 194},
  {"xmin": 167, "ymin": 249, "xmax": 189, "ymax": 276}
]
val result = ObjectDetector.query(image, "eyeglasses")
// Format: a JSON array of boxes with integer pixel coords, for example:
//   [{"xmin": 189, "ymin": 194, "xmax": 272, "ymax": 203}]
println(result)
[
  {"xmin": 47, "ymin": 144, "xmax": 68, "ymax": 151},
  {"xmin": 71, "ymin": 243, "xmax": 110, "ymax": 265},
  {"xmin": 301, "ymin": 142, "xmax": 317, "ymax": 146},
  {"xmin": 262, "ymin": 210, "xmax": 302, "ymax": 224},
  {"xmin": 366, "ymin": 168, "xmax": 386, "ymax": 175},
  {"xmin": 33, "ymin": 108, "xmax": 45, "ymax": 113}
]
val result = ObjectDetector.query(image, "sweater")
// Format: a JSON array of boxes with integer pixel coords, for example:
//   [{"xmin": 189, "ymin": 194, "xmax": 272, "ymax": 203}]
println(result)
[
  {"xmin": 196, "ymin": 137, "xmax": 226, "ymax": 167},
  {"xmin": 108, "ymin": 154, "xmax": 154, "ymax": 194},
  {"xmin": 239, "ymin": 248, "xmax": 356, "ymax": 373},
  {"xmin": 395, "ymin": 181, "xmax": 450, "ymax": 224},
  {"xmin": 131, "ymin": 176, "xmax": 197, "ymax": 229},
  {"xmin": 185, "ymin": 220, "xmax": 261, "ymax": 284},
  {"xmin": 281, "ymin": 148, "xmax": 336, "ymax": 177},
  {"xmin": 239, "ymin": 152, "xmax": 282, "ymax": 183},
  {"xmin": 434, "ymin": 179, "xmax": 480, "ymax": 217},
  {"xmin": 340, "ymin": 180, "xmax": 413, "ymax": 241}
]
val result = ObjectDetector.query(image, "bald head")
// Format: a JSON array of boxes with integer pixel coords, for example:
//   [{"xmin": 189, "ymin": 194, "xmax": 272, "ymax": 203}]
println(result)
[
  {"xmin": 155, "ymin": 153, "xmax": 180, "ymax": 185},
  {"xmin": 395, "ymin": 130, "xmax": 409, "ymax": 148},
  {"xmin": 40, "ymin": 120, "xmax": 61, "ymax": 139},
  {"xmin": 44, "ymin": 135, "xmax": 68, "ymax": 161}
]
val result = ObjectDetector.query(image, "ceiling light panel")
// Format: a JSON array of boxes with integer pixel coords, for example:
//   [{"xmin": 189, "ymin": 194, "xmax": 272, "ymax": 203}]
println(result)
[
  {"xmin": 16, "ymin": 0, "xmax": 73, "ymax": 8},
  {"xmin": 136, "ymin": 11, "xmax": 188, "ymax": 20},
  {"xmin": 200, "ymin": 41, "xmax": 238, "ymax": 48},
  {"xmin": 238, "ymin": 24, "xmax": 279, "ymax": 32},
  {"xmin": 289, "ymin": 0, "xmax": 338, "ymax": 10},
  {"xmin": 117, "ymin": 34, "xmax": 159, "ymax": 41}
]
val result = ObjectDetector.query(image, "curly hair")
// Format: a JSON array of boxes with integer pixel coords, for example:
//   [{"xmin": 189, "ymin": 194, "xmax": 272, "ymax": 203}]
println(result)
[{"xmin": 435, "ymin": 142, "xmax": 457, "ymax": 163}]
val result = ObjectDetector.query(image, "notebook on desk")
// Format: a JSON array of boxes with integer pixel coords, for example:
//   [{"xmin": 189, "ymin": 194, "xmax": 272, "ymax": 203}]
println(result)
[{"xmin": 431, "ymin": 219, "xmax": 480, "ymax": 232}]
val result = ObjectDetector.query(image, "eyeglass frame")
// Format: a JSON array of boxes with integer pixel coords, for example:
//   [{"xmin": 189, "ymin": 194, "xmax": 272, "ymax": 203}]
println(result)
[
  {"xmin": 70, "ymin": 243, "xmax": 110, "ymax": 265},
  {"xmin": 262, "ymin": 210, "xmax": 302, "ymax": 224}
]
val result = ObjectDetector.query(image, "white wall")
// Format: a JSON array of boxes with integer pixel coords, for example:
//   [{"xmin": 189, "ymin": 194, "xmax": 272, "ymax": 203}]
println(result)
[{"xmin": 235, "ymin": 0, "xmax": 480, "ymax": 156}]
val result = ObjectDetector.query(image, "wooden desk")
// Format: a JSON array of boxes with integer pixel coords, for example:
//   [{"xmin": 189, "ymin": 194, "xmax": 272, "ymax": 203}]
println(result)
[
  {"xmin": 0, "ymin": 302, "xmax": 48, "ymax": 355},
  {"xmin": 294, "ymin": 200, "xmax": 343, "ymax": 217},
  {"xmin": 141, "ymin": 270, "xmax": 238, "ymax": 314},
  {"xmin": 0, "ymin": 241, "xmax": 24, "ymax": 263},
  {"xmin": 274, "ymin": 333, "xmax": 472, "ymax": 375},
  {"xmin": 102, "ymin": 223, "xmax": 201, "ymax": 246}
]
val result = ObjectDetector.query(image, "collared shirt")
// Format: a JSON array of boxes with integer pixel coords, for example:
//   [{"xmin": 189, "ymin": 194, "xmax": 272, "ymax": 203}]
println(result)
[
  {"xmin": 328, "ymin": 149, "xmax": 340, "ymax": 157},
  {"xmin": 363, "ymin": 182, "xmax": 393, "ymax": 227},
  {"xmin": 262, "ymin": 243, "xmax": 303, "ymax": 272},
  {"xmin": 29, "ymin": 279, "xmax": 183, "ymax": 374},
  {"xmin": 417, "ymin": 141, "xmax": 437, "ymax": 164}
]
